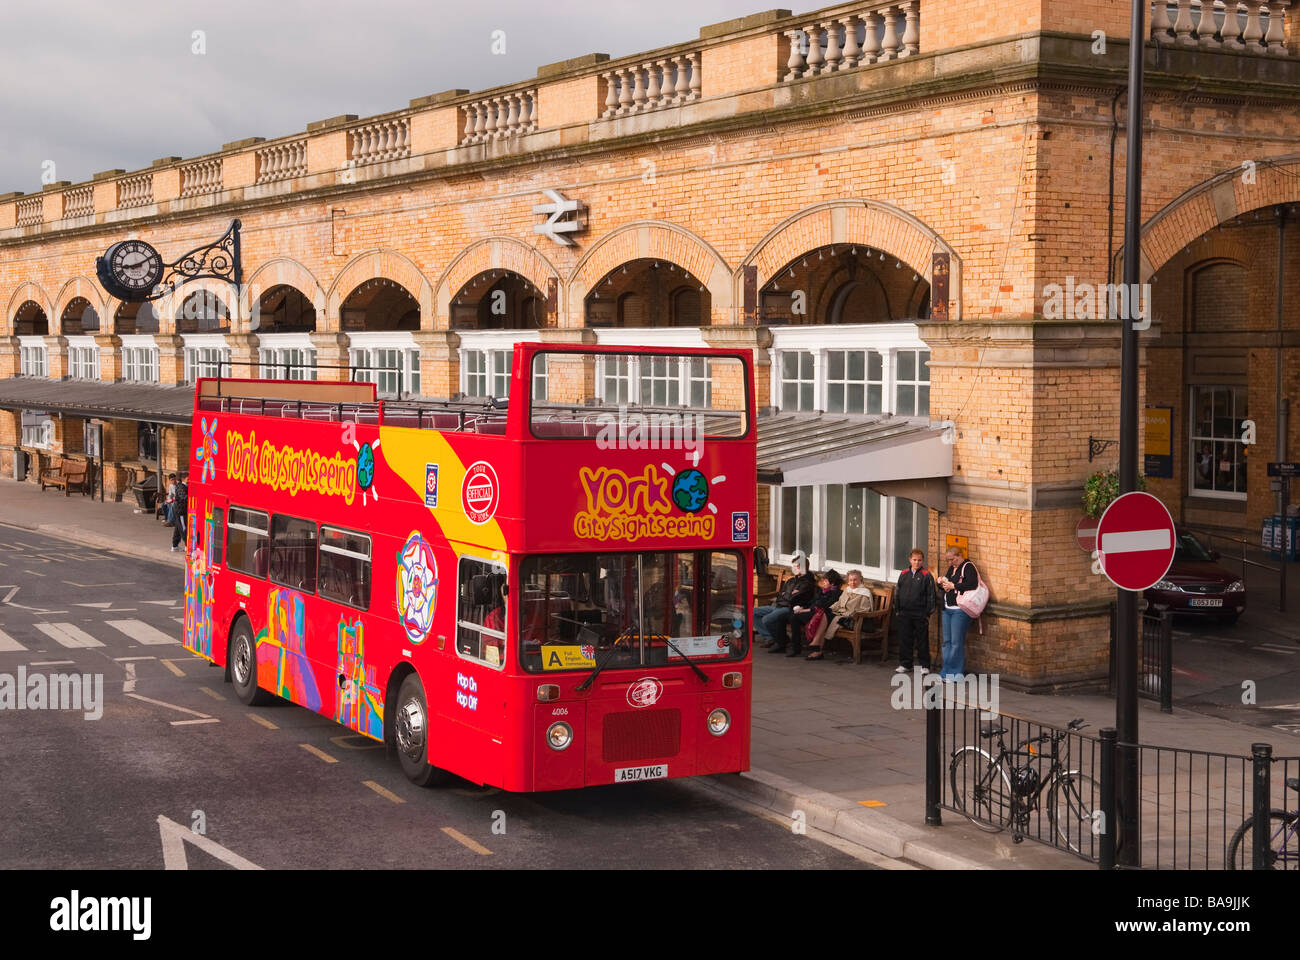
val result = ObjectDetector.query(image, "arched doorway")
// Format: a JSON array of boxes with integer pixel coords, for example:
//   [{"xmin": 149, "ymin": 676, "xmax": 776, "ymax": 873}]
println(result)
[
  {"xmin": 254, "ymin": 284, "xmax": 319, "ymax": 380},
  {"xmin": 1143, "ymin": 205, "xmax": 1298, "ymax": 537},
  {"xmin": 584, "ymin": 259, "xmax": 711, "ymax": 327},
  {"xmin": 341, "ymin": 279, "xmax": 421, "ymax": 397}
]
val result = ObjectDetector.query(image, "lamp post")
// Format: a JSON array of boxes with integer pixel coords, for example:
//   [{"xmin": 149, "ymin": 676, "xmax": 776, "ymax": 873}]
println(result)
[{"xmin": 1115, "ymin": 0, "xmax": 1147, "ymax": 868}]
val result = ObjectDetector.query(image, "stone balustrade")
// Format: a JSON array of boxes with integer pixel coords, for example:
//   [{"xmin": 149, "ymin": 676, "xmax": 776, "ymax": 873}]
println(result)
[
  {"xmin": 179, "ymin": 158, "xmax": 223, "ymax": 197},
  {"xmin": 783, "ymin": 2, "xmax": 919, "ymax": 80},
  {"xmin": 1150, "ymin": 0, "xmax": 1292, "ymax": 55},
  {"xmin": 1, "ymin": 0, "xmax": 1296, "ymax": 236},
  {"xmin": 117, "ymin": 172, "xmax": 154, "ymax": 208},
  {"xmin": 459, "ymin": 90, "xmax": 537, "ymax": 144},
  {"xmin": 15, "ymin": 195, "xmax": 43, "ymax": 227},
  {"xmin": 63, "ymin": 185, "xmax": 94, "ymax": 218},
  {"xmin": 255, "ymin": 140, "xmax": 307, "ymax": 184},
  {"xmin": 348, "ymin": 118, "xmax": 411, "ymax": 165},
  {"xmin": 601, "ymin": 54, "xmax": 700, "ymax": 118}
]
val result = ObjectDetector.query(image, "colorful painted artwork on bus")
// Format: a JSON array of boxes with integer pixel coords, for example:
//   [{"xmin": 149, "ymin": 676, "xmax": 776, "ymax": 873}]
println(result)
[
  {"xmin": 182, "ymin": 505, "xmax": 215, "ymax": 658},
  {"xmin": 336, "ymin": 616, "xmax": 383, "ymax": 740},
  {"xmin": 396, "ymin": 530, "xmax": 437, "ymax": 643},
  {"xmin": 255, "ymin": 587, "xmax": 322, "ymax": 710}
]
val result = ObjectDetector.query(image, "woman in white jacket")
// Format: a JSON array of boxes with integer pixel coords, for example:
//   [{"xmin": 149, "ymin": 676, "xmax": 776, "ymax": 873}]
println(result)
[{"xmin": 804, "ymin": 570, "xmax": 872, "ymax": 660}]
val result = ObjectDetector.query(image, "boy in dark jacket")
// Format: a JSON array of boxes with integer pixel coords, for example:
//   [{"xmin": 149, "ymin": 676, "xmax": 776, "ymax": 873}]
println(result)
[
  {"xmin": 753, "ymin": 550, "xmax": 816, "ymax": 653},
  {"xmin": 894, "ymin": 548, "xmax": 937, "ymax": 672}
]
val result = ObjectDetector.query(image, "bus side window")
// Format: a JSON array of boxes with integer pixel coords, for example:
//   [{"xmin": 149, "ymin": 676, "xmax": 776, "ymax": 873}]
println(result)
[
  {"xmin": 457, "ymin": 557, "xmax": 506, "ymax": 668},
  {"xmin": 319, "ymin": 526, "xmax": 371, "ymax": 610},
  {"xmin": 210, "ymin": 507, "xmax": 225, "ymax": 566},
  {"xmin": 227, "ymin": 507, "xmax": 269, "ymax": 578},
  {"xmin": 270, "ymin": 514, "xmax": 318, "ymax": 594}
]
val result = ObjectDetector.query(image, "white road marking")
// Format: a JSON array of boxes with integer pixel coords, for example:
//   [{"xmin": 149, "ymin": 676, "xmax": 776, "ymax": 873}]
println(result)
[
  {"xmin": 0, "ymin": 585, "xmax": 18, "ymax": 603},
  {"xmin": 125, "ymin": 692, "xmax": 212, "ymax": 719},
  {"xmin": 172, "ymin": 617, "xmax": 185, "ymax": 625},
  {"xmin": 158, "ymin": 814, "xmax": 262, "ymax": 870},
  {"xmin": 30, "ymin": 660, "xmax": 76, "ymax": 666},
  {"xmin": 35, "ymin": 622, "xmax": 104, "ymax": 649},
  {"xmin": 113, "ymin": 656, "xmax": 156, "ymax": 661},
  {"xmin": 106, "ymin": 619, "xmax": 178, "ymax": 646},
  {"xmin": 24, "ymin": 569, "xmax": 45, "ymax": 577},
  {"xmin": 170, "ymin": 718, "xmax": 221, "ymax": 726},
  {"xmin": 142, "ymin": 600, "xmax": 182, "ymax": 606},
  {"xmin": 123, "ymin": 662, "xmax": 136, "ymax": 693},
  {"xmin": 1100, "ymin": 529, "xmax": 1171, "ymax": 554},
  {"xmin": 1258, "ymin": 645, "xmax": 1298, "ymax": 655},
  {"xmin": 199, "ymin": 686, "xmax": 225, "ymax": 701},
  {"xmin": 0, "ymin": 629, "xmax": 26, "ymax": 652}
]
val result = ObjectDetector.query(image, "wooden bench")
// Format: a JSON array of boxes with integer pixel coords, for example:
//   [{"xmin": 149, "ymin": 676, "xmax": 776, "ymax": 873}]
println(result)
[
  {"xmin": 39, "ymin": 457, "xmax": 91, "ymax": 497},
  {"xmin": 826, "ymin": 583, "xmax": 895, "ymax": 664}
]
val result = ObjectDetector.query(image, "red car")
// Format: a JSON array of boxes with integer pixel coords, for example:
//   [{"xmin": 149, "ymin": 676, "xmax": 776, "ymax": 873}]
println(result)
[{"xmin": 1144, "ymin": 529, "xmax": 1245, "ymax": 624}]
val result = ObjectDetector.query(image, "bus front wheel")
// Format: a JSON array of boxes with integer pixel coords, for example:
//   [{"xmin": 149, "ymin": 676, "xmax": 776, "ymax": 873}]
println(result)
[
  {"xmin": 230, "ymin": 619, "xmax": 273, "ymax": 707},
  {"xmin": 394, "ymin": 674, "xmax": 448, "ymax": 787}
]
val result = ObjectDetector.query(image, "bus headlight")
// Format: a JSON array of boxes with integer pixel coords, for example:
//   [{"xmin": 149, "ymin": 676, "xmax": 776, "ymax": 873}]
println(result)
[
  {"xmin": 707, "ymin": 708, "xmax": 731, "ymax": 737},
  {"xmin": 546, "ymin": 721, "xmax": 573, "ymax": 751}
]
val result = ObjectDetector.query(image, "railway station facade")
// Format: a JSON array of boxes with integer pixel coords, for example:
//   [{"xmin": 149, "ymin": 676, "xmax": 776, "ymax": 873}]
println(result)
[{"xmin": 1, "ymin": 0, "xmax": 1298, "ymax": 687}]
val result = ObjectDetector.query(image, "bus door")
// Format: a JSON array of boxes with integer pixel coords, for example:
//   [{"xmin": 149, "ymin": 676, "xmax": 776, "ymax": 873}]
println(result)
[
  {"xmin": 183, "ymin": 492, "xmax": 226, "ymax": 662},
  {"xmin": 438, "ymin": 554, "xmax": 508, "ymax": 787}
]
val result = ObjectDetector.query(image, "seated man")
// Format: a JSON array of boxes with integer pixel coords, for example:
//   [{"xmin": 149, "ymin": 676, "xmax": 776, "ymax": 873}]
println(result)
[{"xmin": 752, "ymin": 550, "xmax": 815, "ymax": 654}]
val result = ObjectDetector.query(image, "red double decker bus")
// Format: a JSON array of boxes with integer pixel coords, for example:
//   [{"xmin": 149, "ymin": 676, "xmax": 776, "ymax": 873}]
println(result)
[{"xmin": 181, "ymin": 343, "xmax": 755, "ymax": 790}]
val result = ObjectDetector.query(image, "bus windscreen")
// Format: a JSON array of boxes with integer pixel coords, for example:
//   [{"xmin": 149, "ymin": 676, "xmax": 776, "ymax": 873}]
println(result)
[{"xmin": 519, "ymin": 550, "xmax": 747, "ymax": 673}]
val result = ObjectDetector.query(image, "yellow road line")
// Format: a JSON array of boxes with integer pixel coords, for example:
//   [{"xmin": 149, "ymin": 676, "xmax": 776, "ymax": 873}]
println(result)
[
  {"xmin": 159, "ymin": 659, "xmax": 186, "ymax": 677},
  {"xmin": 199, "ymin": 686, "xmax": 225, "ymax": 701},
  {"xmin": 362, "ymin": 780, "xmax": 406, "ymax": 803},
  {"xmin": 858, "ymin": 800, "xmax": 888, "ymax": 807},
  {"xmin": 441, "ymin": 827, "xmax": 492, "ymax": 855},
  {"xmin": 300, "ymin": 743, "xmax": 338, "ymax": 764},
  {"xmin": 246, "ymin": 713, "xmax": 278, "ymax": 730}
]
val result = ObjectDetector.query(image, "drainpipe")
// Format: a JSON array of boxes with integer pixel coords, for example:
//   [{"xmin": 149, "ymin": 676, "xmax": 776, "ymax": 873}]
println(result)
[{"xmin": 1277, "ymin": 208, "xmax": 1288, "ymax": 613}]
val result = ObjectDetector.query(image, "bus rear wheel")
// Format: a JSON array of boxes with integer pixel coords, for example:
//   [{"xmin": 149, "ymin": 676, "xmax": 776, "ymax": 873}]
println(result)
[
  {"xmin": 230, "ymin": 619, "xmax": 273, "ymax": 707},
  {"xmin": 394, "ymin": 674, "xmax": 448, "ymax": 787}
]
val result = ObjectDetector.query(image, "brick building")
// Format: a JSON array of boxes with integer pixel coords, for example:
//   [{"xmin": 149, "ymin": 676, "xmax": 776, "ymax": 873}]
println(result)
[{"xmin": 2, "ymin": 0, "xmax": 1298, "ymax": 687}]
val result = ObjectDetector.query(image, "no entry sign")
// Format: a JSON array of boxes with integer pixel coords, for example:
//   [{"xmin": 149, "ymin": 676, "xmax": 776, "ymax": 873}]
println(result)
[{"xmin": 1095, "ymin": 491, "xmax": 1177, "ymax": 592}]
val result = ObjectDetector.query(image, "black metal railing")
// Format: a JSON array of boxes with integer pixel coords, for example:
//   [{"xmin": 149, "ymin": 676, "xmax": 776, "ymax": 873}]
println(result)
[
  {"xmin": 927, "ymin": 702, "xmax": 1300, "ymax": 869},
  {"xmin": 931, "ymin": 702, "xmax": 1107, "ymax": 864},
  {"xmin": 1109, "ymin": 605, "xmax": 1172, "ymax": 713}
]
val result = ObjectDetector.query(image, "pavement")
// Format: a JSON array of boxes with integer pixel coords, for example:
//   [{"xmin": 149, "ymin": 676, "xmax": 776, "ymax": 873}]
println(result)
[{"xmin": 3, "ymin": 475, "xmax": 1297, "ymax": 870}]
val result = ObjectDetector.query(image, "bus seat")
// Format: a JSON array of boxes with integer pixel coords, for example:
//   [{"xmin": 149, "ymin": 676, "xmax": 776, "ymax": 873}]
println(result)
[{"xmin": 475, "ymin": 420, "xmax": 507, "ymax": 435}]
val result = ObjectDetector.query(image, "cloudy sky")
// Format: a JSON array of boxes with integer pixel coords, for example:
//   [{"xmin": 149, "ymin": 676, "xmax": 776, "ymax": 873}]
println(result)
[{"xmin": 0, "ymin": 0, "xmax": 781, "ymax": 193}]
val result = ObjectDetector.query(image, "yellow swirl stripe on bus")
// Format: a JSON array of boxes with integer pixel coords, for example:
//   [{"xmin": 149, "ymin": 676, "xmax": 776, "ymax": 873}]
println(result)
[{"xmin": 378, "ymin": 427, "xmax": 507, "ymax": 553}]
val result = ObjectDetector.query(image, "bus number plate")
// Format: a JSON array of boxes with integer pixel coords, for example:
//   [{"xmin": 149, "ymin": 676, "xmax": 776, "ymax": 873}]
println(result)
[{"xmin": 614, "ymin": 764, "xmax": 667, "ymax": 783}]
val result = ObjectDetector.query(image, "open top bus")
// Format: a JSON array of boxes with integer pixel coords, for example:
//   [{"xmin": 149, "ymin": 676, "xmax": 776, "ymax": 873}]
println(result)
[{"xmin": 181, "ymin": 342, "xmax": 756, "ymax": 791}]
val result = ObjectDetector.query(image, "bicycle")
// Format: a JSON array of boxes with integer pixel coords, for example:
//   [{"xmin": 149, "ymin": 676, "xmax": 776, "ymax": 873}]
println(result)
[
  {"xmin": 949, "ymin": 717, "xmax": 1121, "ymax": 856},
  {"xmin": 1227, "ymin": 777, "xmax": 1299, "ymax": 870}
]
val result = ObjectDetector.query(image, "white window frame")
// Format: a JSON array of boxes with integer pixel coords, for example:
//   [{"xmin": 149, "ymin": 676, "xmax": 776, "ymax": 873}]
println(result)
[
  {"xmin": 258, "ymin": 333, "xmax": 318, "ymax": 381},
  {"xmin": 120, "ymin": 335, "xmax": 159, "ymax": 384},
  {"xmin": 894, "ymin": 348, "xmax": 931, "ymax": 417},
  {"xmin": 18, "ymin": 337, "xmax": 47, "ymax": 378},
  {"xmin": 349, "ymin": 332, "xmax": 419, "ymax": 399},
  {"xmin": 66, "ymin": 335, "xmax": 100, "ymax": 381},
  {"xmin": 769, "ymin": 482, "xmax": 928, "ymax": 582},
  {"xmin": 768, "ymin": 323, "xmax": 929, "ymax": 416},
  {"xmin": 824, "ymin": 348, "xmax": 884, "ymax": 415},
  {"xmin": 21, "ymin": 410, "xmax": 54, "ymax": 448},
  {"xmin": 182, "ymin": 334, "xmax": 232, "ymax": 384},
  {"xmin": 1188, "ymin": 384, "xmax": 1248, "ymax": 501}
]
